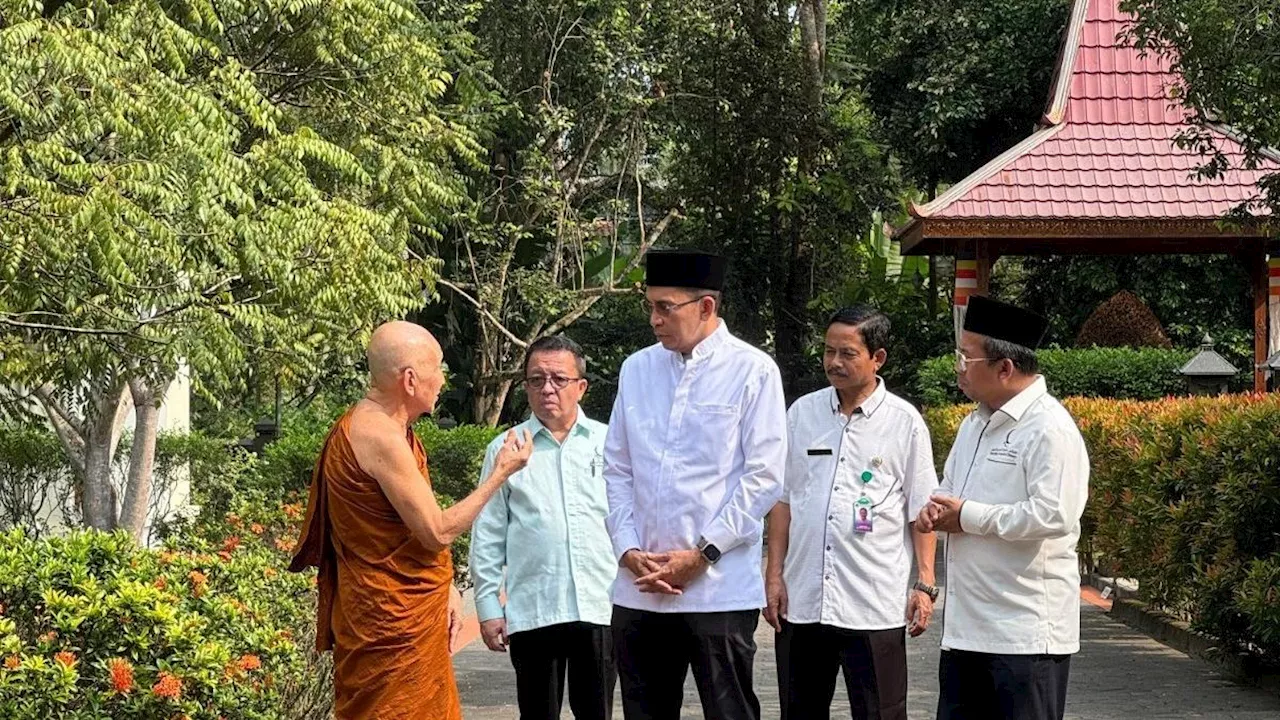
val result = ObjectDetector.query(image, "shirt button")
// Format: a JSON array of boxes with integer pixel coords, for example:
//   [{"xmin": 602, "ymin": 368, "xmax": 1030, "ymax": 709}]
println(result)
[
  {"xmin": 828, "ymin": 515, "xmax": 833, "ymax": 520},
  {"xmin": 826, "ymin": 545, "xmax": 832, "ymax": 551}
]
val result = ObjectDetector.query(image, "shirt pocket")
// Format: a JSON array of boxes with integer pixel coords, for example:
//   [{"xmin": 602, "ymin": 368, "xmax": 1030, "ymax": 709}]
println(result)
[
  {"xmin": 683, "ymin": 402, "xmax": 740, "ymax": 462},
  {"xmin": 793, "ymin": 453, "xmax": 834, "ymax": 506}
]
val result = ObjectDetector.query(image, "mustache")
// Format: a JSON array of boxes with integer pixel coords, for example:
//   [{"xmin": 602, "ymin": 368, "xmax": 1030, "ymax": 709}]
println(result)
[{"xmin": 825, "ymin": 367, "xmax": 848, "ymax": 376}]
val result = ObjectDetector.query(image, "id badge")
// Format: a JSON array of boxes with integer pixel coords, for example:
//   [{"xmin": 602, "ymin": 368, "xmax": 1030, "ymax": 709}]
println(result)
[{"xmin": 854, "ymin": 496, "xmax": 874, "ymax": 533}]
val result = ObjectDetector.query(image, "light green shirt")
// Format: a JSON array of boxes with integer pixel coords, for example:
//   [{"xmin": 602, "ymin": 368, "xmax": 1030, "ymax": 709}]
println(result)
[{"xmin": 469, "ymin": 410, "xmax": 615, "ymax": 634}]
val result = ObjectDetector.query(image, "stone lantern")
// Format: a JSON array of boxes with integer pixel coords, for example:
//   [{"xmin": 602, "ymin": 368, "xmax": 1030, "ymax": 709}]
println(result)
[
  {"xmin": 1265, "ymin": 349, "xmax": 1280, "ymax": 391},
  {"xmin": 1179, "ymin": 334, "xmax": 1238, "ymax": 395}
]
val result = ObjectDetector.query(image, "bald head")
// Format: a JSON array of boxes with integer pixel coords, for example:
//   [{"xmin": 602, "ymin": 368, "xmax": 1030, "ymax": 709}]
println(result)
[{"xmin": 367, "ymin": 321, "xmax": 442, "ymax": 390}]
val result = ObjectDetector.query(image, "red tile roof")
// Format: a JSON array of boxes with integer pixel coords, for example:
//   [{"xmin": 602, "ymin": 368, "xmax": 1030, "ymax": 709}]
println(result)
[{"xmin": 906, "ymin": 0, "xmax": 1274, "ymax": 224}]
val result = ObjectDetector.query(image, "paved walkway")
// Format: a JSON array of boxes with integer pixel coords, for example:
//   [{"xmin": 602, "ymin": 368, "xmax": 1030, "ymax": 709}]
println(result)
[{"xmin": 455, "ymin": 598, "xmax": 1280, "ymax": 719}]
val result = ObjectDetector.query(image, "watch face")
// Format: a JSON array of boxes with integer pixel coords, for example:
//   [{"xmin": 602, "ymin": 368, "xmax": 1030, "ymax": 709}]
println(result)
[{"xmin": 703, "ymin": 544, "xmax": 721, "ymax": 562}]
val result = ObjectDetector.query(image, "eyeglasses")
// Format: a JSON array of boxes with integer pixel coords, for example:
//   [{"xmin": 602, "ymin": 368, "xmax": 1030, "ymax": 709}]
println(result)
[
  {"xmin": 643, "ymin": 296, "xmax": 710, "ymax": 317},
  {"xmin": 524, "ymin": 375, "xmax": 583, "ymax": 391},
  {"xmin": 954, "ymin": 349, "xmax": 991, "ymax": 374}
]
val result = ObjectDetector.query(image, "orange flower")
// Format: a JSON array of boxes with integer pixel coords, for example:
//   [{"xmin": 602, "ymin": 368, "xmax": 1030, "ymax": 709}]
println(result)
[
  {"xmin": 37, "ymin": 631, "xmax": 57, "ymax": 644},
  {"xmin": 3, "ymin": 655, "xmax": 20, "ymax": 670},
  {"xmin": 274, "ymin": 537, "xmax": 296, "ymax": 553},
  {"xmin": 189, "ymin": 570, "xmax": 208, "ymax": 598},
  {"xmin": 159, "ymin": 551, "xmax": 176, "ymax": 565},
  {"xmin": 217, "ymin": 551, "xmax": 233, "ymax": 562},
  {"xmin": 263, "ymin": 567, "xmax": 278, "ymax": 579},
  {"xmin": 107, "ymin": 658, "xmax": 134, "ymax": 693},
  {"xmin": 238, "ymin": 654, "xmax": 262, "ymax": 672},
  {"xmin": 281, "ymin": 503, "xmax": 302, "ymax": 520},
  {"xmin": 54, "ymin": 651, "xmax": 77, "ymax": 668},
  {"xmin": 154, "ymin": 577, "xmax": 168, "ymax": 590},
  {"xmin": 249, "ymin": 523, "xmax": 265, "ymax": 535},
  {"xmin": 152, "ymin": 672, "xmax": 182, "ymax": 699},
  {"xmin": 222, "ymin": 536, "xmax": 241, "ymax": 553},
  {"xmin": 226, "ymin": 512, "xmax": 242, "ymax": 527}
]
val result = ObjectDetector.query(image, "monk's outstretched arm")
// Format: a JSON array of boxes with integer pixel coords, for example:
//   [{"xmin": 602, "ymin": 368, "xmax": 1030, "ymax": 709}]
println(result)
[{"xmin": 355, "ymin": 421, "xmax": 533, "ymax": 553}]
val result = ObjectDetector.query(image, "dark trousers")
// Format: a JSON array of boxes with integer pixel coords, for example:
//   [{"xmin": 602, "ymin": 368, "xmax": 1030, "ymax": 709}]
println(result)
[
  {"xmin": 508, "ymin": 621, "xmax": 616, "ymax": 720},
  {"xmin": 611, "ymin": 605, "xmax": 761, "ymax": 720},
  {"xmin": 937, "ymin": 650, "xmax": 1071, "ymax": 720},
  {"xmin": 775, "ymin": 620, "xmax": 908, "ymax": 720}
]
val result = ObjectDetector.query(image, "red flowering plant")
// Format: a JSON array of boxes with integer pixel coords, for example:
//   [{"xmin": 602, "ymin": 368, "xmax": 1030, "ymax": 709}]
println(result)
[{"xmin": 0, "ymin": 528, "xmax": 328, "ymax": 719}]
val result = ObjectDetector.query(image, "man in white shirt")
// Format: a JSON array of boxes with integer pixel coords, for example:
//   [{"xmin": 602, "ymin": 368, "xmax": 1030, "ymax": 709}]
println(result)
[
  {"xmin": 917, "ymin": 295, "xmax": 1089, "ymax": 720},
  {"xmin": 604, "ymin": 249, "xmax": 787, "ymax": 720},
  {"xmin": 764, "ymin": 306, "xmax": 939, "ymax": 720}
]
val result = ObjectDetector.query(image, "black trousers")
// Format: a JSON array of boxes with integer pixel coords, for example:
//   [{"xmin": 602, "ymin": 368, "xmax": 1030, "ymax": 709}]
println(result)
[
  {"xmin": 775, "ymin": 620, "xmax": 908, "ymax": 720},
  {"xmin": 508, "ymin": 621, "xmax": 616, "ymax": 720},
  {"xmin": 937, "ymin": 650, "xmax": 1071, "ymax": 720},
  {"xmin": 611, "ymin": 605, "xmax": 761, "ymax": 720}
]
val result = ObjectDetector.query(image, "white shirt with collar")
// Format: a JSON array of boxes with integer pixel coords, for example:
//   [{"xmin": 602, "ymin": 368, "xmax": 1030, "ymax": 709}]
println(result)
[
  {"xmin": 604, "ymin": 320, "xmax": 787, "ymax": 613},
  {"xmin": 781, "ymin": 379, "xmax": 938, "ymax": 631},
  {"xmin": 940, "ymin": 375, "xmax": 1090, "ymax": 655}
]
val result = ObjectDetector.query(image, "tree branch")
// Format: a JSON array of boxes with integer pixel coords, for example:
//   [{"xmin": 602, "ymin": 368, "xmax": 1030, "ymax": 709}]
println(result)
[
  {"xmin": 542, "ymin": 207, "xmax": 680, "ymax": 339},
  {"xmin": 33, "ymin": 385, "xmax": 86, "ymax": 479},
  {"xmin": 437, "ymin": 279, "xmax": 530, "ymax": 350}
]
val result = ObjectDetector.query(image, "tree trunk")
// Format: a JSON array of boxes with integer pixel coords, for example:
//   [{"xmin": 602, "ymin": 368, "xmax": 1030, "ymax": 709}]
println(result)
[
  {"xmin": 80, "ymin": 380, "xmax": 128, "ymax": 530},
  {"xmin": 471, "ymin": 376, "xmax": 515, "ymax": 427},
  {"xmin": 119, "ymin": 378, "xmax": 163, "ymax": 540}
]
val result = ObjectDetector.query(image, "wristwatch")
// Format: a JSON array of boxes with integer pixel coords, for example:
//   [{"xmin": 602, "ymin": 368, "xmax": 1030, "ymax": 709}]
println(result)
[
  {"xmin": 913, "ymin": 581, "xmax": 939, "ymax": 602},
  {"xmin": 696, "ymin": 537, "xmax": 722, "ymax": 565}
]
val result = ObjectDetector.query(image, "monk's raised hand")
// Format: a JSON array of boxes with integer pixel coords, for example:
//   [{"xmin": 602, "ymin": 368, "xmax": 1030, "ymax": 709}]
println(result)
[{"xmin": 494, "ymin": 429, "xmax": 535, "ymax": 478}]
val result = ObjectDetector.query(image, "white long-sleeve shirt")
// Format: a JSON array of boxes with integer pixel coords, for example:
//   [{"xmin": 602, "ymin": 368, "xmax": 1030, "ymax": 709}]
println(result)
[
  {"xmin": 604, "ymin": 321, "xmax": 787, "ymax": 613},
  {"xmin": 939, "ymin": 376, "xmax": 1090, "ymax": 655}
]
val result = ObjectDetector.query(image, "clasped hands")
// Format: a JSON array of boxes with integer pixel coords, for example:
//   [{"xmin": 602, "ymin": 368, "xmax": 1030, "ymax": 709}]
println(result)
[
  {"xmin": 622, "ymin": 548, "xmax": 710, "ymax": 595},
  {"xmin": 916, "ymin": 494, "xmax": 964, "ymax": 534}
]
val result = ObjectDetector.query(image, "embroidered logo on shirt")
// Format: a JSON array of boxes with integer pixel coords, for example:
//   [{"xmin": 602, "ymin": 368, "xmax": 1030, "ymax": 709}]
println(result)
[
  {"xmin": 806, "ymin": 448, "xmax": 833, "ymax": 456},
  {"xmin": 986, "ymin": 447, "xmax": 1019, "ymax": 466}
]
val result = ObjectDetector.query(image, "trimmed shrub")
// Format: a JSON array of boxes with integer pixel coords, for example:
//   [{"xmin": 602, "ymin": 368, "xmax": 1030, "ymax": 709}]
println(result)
[
  {"xmin": 0, "ymin": 426, "xmax": 75, "ymax": 535},
  {"xmin": 914, "ymin": 346, "xmax": 1194, "ymax": 406},
  {"xmin": 924, "ymin": 393, "xmax": 1280, "ymax": 660},
  {"xmin": 1075, "ymin": 290, "xmax": 1173, "ymax": 348}
]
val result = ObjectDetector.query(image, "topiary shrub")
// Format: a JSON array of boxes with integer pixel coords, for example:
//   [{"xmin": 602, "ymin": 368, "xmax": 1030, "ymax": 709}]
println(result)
[{"xmin": 1074, "ymin": 290, "xmax": 1173, "ymax": 349}]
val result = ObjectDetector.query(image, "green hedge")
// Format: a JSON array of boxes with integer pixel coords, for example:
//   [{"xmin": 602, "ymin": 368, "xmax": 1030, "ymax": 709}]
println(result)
[
  {"xmin": 924, "ymin": 394, "xmax": 1280, "ymax": 661},
  {"xmin": 914, "ymin": 347, "xmax": 1195, "ymax": 406},
  {"xmin": 0, "ymin": 426, "xmax": 75, "ymax": 535}
]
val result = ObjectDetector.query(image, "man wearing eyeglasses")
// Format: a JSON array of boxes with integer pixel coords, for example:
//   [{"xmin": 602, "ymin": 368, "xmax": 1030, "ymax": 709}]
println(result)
[
  {"xmin": 917, "ymin": 295, "xmax": 1090, "ymax": 720},
  {"xmin": 470, "ymin": 335, "xmax": 618, "ymax": 720},
  {"xmin": 605, "ymin": 249, "xmax": 787, "ymax": 720}
]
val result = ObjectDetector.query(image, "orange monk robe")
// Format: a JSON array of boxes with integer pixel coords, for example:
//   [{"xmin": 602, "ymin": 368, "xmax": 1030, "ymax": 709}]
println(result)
[{"xmin": 290, "ymin": 411, "xmax": 461, "ymax": 720}]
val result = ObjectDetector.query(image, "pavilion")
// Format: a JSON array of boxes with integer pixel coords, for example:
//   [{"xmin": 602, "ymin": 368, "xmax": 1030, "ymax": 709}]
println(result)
[{"xmin": 896, "ymin": 0, "xmax": 1280, "ymax": 391}]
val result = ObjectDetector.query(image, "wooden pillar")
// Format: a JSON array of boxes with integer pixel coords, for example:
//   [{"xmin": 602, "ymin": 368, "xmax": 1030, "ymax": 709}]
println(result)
[
  {"xmin": 1269, "ymin": 250, "xmax": 1280, "ymax": 388},
  {"xmin": 953, "ymin": 242, "xmax": 998, "ymax": 343},
  {"xmin": 1251, "ymin": 247, "xmax": 1269, "ymax": 393},
  {"xmin": 954, "ymin": 255, "xmax": 978, "ymax": 342},
  {"xmin": 975, "ymin": 240, "xmax": 995, "ymax": 297}
]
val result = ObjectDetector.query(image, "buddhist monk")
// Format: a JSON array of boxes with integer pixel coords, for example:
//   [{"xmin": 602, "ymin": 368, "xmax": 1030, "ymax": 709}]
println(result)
[{"xmin": 290, "ymin": 321, "xmax": 533, "ymax": 719}]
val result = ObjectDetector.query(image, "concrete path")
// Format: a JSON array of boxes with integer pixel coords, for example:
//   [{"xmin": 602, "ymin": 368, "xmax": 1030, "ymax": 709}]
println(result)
[{"xmin": 455, "ymin": 599, "xmax": 1280, "ymax": 719}]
